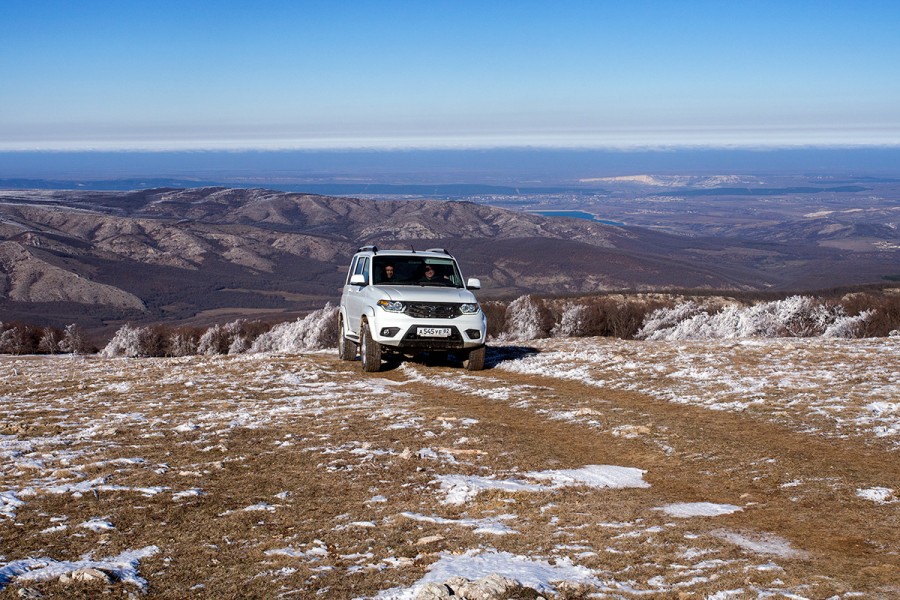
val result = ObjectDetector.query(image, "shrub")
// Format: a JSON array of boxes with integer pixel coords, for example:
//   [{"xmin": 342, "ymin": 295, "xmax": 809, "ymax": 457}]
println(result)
[
  {"xmin": 100, "ymin": 324, "xmax": 143, "ymax": 357},
  {"xmin": 498, "ymin": 295, "xmax": 553, "ymax": 341},
  {"xmin": 250, "ymin": 303, "xmax": 338, "ymax": 353},
  {"xmin": 0, "ymin": 323, "xmax": 44, "ymax": 354},
  {"xmin": 481, "ymin": 301, "xmax": 507, "ymax": 339},
  {"xmin": 841, "ymin": 292, "xmax": 900, "ymax": 337},
  {"xmin": 59, "ymin": 324, "xmax": 88, "ymax": 355},
  {"xmin": 196, "ymin": 320, "xmax": 272, "ymax": 355},
  {"xmin": 167, "ymin": 328, "xmax": 202, "ymax": 357},
  {"xmin": 551, "ymin": 303, "xmax": 589, "ymax": 338},
  {"xmin": 636, "ymin": 295, "xmax": 875, "ymax": 341}
]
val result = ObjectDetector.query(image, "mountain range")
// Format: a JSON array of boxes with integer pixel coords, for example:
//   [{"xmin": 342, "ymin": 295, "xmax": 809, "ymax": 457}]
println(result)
[{"xmin": 1, "ymin": 187, "xmax": 897, "ymax": 332}]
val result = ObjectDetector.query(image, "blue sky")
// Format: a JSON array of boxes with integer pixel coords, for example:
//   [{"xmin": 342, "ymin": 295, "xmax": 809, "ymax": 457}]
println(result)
[{"xmin": 3, "ymin": 1, "xmax": 900, "ymax": 150}]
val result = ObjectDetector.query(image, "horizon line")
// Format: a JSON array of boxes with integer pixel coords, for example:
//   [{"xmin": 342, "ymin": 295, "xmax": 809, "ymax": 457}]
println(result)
[{"xmin": 5, "ymin": 141, "xmax": 900, "ymax": 154}]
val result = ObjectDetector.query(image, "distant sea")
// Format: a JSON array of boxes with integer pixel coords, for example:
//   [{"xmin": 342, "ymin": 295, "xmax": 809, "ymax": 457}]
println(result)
[{"xmin": 2, "ymin": 147, "xmax": 900, "ymax": 188}]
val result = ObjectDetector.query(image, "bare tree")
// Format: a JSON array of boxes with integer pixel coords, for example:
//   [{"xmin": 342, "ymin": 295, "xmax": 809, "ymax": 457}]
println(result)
[
  {"xmin": 38, "ymin": 327, "xmax": 62, "ymax": 354},
  {"xmin": 59, "ymin": 324, "xmax": 88, "ymax": 355}
]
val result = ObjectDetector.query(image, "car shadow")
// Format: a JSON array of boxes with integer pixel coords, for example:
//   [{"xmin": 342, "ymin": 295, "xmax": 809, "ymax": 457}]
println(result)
[
  {"xmin": 484, "ymin": 345, "xmax": 540, "ymax": 369},
  {"xmin": 362, "ymin": 345, "xmax": 541, "ymax": 372},
  {"xmin": 445, "ymin": 345, "xmax": 541, "ymax": 370}
]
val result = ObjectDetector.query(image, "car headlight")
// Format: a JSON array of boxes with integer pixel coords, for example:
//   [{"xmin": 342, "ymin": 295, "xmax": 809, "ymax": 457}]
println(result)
[
  {"xmin": 459, "ymin": 303, "xmax": 480, "ymax": 315},
  {"xmin": 377, "ymin": 299, "xmax": 406, "ymax": 313}
]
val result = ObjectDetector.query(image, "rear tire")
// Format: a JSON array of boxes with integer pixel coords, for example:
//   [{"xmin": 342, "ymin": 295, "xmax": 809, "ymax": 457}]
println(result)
[
  {"xmin": 360, "ymin": 320, "xmax": 382, "ymax": 372},
  {"xmin": 464, "ymin": 345, "xmax": 486, "ymax": 371},
  {"xmin": 338, "ymin": 317, "xmax": 357, "ymax": 361}
]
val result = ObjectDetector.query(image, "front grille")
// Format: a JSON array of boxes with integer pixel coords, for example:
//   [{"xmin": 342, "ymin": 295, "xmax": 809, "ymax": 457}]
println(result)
[{"xmin": 405, "ymin": 302, "xmax": 459, "ymax": 319}]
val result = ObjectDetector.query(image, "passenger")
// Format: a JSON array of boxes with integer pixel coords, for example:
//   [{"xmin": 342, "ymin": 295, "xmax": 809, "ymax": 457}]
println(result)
[
  {"xmin": 378, "ymin": 263, "xmax": 396, "ymax": 283},
  {"xmin": 420, "ymin": 264, "xmax": 437, "ymax": 282},
  {"xmin": 420, "ymin": 264, "xmax": 448, "ymax": 284}
]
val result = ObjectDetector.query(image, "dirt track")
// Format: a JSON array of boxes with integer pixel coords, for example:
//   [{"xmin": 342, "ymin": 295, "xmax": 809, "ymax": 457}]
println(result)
[{"xmin": 391, "ymin": 355, "xmax": 900, "ymax": 593}]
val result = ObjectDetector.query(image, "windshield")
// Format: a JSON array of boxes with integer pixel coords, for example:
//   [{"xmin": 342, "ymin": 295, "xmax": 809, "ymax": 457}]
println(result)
[{"xmin": 373, "ymin": 256, "xmax": 463, "ymax": 287}]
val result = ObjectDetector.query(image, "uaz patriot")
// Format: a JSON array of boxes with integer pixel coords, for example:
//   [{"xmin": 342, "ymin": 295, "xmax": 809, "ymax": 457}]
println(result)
[{"xmin": 338, "ymin": 246, "xmax": 487, "ymax": 372}]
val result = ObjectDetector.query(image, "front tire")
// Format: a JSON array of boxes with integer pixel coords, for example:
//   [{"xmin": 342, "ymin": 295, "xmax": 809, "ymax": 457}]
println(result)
[
  {"xmin": 338, "ymin": 317, "xmax": 357, "ymax": 361},
  {"xmin": 464, "ymin": 345, "xmax": 486, "ymax": 371},
  {"xmin": 360, "ymin": 319, "xmax": 382, "ymax": 372}
]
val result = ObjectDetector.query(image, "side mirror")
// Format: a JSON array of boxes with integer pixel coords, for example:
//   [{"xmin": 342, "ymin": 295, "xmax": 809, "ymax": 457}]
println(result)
[
  {"xmin": 466, "ymin": 278, "xmax": 481, "ymax": 290},
  {"xmin": 350, "ymin": 274, "xmax": 367, "ymax": 286}
]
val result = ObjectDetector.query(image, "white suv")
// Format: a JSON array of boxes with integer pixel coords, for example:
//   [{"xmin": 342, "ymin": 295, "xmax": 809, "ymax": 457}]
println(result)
[{"xmin": 338, "ymin": 246, "xmax": 487, "ymax": 372}]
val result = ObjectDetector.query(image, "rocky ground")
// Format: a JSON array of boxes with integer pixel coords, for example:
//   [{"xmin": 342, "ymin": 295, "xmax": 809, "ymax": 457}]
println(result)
[{"xmin": 1, "ymin": 337, "xmax": 899, "ymax": 598}]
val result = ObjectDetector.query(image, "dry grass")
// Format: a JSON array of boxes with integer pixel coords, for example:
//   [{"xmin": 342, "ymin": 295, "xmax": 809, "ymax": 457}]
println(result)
[{"xmin": 2, "ymin": 339, "xmax": 899, "ymax": 598}]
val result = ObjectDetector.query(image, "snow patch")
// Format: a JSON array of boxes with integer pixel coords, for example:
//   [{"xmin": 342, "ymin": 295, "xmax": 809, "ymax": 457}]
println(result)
[
  {"xmin": 373, "ymin": 549, "xmax": 603, "ymax": 599},
  {"xmin": 0, "ymin": 491, "xmax": 24, "ymax": 520},
  {"xmin": 0, "ymin": 546, "xmax": 159, "ymax": 592},
  {"xmin": 401, "ymin": 512, "xmax": 518, "ymax": 535},
  {"xmin": 655, "ymin": 502, "xmax": 743, "ymax": 518},
  {"xmin": 79, "ymin": 517, "xmax": 115, "ymax": 532},
  {"xmin": 437, "ymin": 465, "xmax": 649, "ymax": 505},
  {"xmin": 856, "ymin": 487, "xmax": 897, "ymax": 504},
  {"xmin": 713, "ymin": 530, "xmax": 806, "ymax": 558}
]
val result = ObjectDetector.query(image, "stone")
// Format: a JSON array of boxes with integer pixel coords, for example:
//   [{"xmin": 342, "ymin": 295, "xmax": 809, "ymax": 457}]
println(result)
[
  {"xmin": 443, "ymin": 575, "xmax": 469, "ymax": 590},
  {"xmin": 59, "ymin": 567, "xmax": 111, "ymax": 585},
  {"xmin": 414, "ymin": 582, "xmax": 453, "ymax": 600},
  {"xmin": 457, "ymin": 573, "xmax": 519, "ymax": 600},
  {"xmin": 416, "ymin": 534, "xmax": 445, "ymax": 546}
]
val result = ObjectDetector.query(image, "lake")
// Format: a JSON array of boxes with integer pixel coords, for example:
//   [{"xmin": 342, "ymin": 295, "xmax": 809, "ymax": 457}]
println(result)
[{"xmin": 531, "ymin": 210, "xmax": 625, "ymax": 226}]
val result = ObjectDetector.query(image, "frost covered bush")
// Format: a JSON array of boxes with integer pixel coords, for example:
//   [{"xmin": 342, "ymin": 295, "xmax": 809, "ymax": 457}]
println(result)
[
  {"xmin": 0, "ymin": 323, "xmax": 18, "ymax": 354},
  {"xmin": 823, "ymin": 310, "xmax": 875, "ymax": 338},
  {"xmin": 0, "ymin": 322, "xmax": 45, "ymax": 354},
  {"xmin": 100, "ymin": 311, "xmax": 335, "ymax": 358},
  {"xmin": 101, "ymin": 325, "xmax": 177, "ymax": 357},
  {"xmin": 197, "ymin": 323, "xmax": 231, "ymax": 355},
  {"xmin": 196, "ymin": 320, "xmax": 271, "ymax": 355},
  {"xmin": 637, "ymin": 296, "xmax": 874, "ymax": 341},
  {"xmin": 250, "ymin": 303, "xmax": 338, "ymax": 353},
  {"xmin": 100, "ymin": 324, "xmax": 144, "ymax": 357},
  {"xmin": 490, "ymin": 296, "xmax": 660, "ymax": 341},
  {"xmin": 85, "ymin": 289, "xmax": 900, "ymax": 357},
  {"xmin": 58, "ymin": 324, "xmax": 88, "ymax": 355},
  {"xmin": 496, "ymin": 295, "xmax": 553, "ymax": 341},
  {"xmin": 38, "ymin": 327, "xmax": 61, "ymax": 354},
  {"xmin": 551, "ymin": 302, "xmax": 589, "ymax": 338},
  {"xmin": 0, "ymin": 321, "xmax": 82, "ymax": 354},
  {"xmin": 228, "ymin": 335, "xmax": 250, "ymax": 354},
  {"xmin": 635, "ymin": 301, "xmax": 705, "ymax": 338},
  {"xmin": 840, "ymin": 291, "xmax": 900, "ymax": 336},
  {"xmin": 167, "ymin": 329, "xmax": 199, "ymax": 357}
]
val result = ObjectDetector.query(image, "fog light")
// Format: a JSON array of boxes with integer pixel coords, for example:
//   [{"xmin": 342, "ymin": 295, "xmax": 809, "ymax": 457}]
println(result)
[
  {"xmin": 465, "ymin": 329, "xmax": 482, "ymax": 340},
  {"xmin": 381, "ymin": 327, "xmax": 401, "ymax": 337}
]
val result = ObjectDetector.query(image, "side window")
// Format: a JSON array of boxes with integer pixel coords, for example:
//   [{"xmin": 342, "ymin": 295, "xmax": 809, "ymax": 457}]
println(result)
[
  {"xmin": 360, "ymin": 257, "xmax": 370, "ymax": 283},
  {"xmin": 346, "ymin": 256, "xmax": 360, "ymax": 285},
  {"xmin": 353, "ymin": 256, "xmax": 370, "ymax": 284}
]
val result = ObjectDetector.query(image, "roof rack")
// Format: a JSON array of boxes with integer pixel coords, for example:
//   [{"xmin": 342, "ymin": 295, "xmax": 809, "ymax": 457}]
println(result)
[
  {"xmin": 425, "ymin": 248, "xmax": 452, "ymax": 256},
  {"xmin": 357, "ymin": 245, "xmax": 378, "ymax": 254}
]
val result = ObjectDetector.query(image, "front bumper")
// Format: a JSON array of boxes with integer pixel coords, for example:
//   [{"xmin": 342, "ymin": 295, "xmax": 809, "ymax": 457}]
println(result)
[{"xmin": 370, "ymin": 312, "xmax": 487, "ymax": 351}]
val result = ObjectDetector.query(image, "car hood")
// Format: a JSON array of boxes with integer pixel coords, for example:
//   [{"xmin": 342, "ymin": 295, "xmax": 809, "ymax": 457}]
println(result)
[{"xmin": 374, "ymin": 285, "xmax": 478, "ymax": 304}]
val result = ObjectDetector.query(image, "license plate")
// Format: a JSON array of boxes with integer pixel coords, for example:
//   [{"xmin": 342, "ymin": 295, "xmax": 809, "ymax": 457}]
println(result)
[{"xmin": 417, "ymin": 327, "xmax": 451, "ymax": 338}]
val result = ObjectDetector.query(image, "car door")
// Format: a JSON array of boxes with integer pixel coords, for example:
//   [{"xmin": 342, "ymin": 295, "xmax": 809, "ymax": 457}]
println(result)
[{"xmin": 343, "ymin": 256, "xmax": 370, "ymax": 335}]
